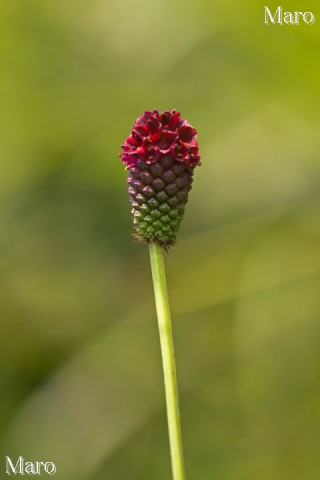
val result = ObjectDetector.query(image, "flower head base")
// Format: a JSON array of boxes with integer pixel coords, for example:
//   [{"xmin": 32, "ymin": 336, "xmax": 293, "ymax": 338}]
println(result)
[{"xmin": 120, "ymin": 110, "xmax": 201, "ymax": 247}]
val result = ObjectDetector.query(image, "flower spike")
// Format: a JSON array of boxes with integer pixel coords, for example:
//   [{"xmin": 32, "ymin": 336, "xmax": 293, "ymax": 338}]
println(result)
[{"xmin": 121, "ymin": 109, "xmax": 201, "ymax": 247}]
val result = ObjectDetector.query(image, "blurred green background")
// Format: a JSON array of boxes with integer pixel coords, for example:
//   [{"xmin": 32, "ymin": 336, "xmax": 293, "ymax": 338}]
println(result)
[{"xmin": 1, "ymin": 1, "xmax": 320, "ymax": 479}]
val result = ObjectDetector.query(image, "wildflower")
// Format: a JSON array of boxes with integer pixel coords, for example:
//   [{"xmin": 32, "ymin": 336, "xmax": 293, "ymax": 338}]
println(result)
[{"xmin": 120, "ymin": 109, "xmax": 201, "ymax": 247}]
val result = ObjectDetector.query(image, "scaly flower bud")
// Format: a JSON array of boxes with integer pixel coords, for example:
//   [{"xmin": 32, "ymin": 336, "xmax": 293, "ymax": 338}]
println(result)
[{"xmin": 120, "ymin": 109, "xmax": 201, "ymax": 247}]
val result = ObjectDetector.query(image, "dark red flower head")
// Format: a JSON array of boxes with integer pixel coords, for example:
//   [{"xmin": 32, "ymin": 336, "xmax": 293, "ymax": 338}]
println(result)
[
  {"xmin": 120, "ymin": 109, "xmax": 201, "ymax": 247},
  {"xmin": 121, "ymin": 109, "xmax": 201, "ymax": 171}
]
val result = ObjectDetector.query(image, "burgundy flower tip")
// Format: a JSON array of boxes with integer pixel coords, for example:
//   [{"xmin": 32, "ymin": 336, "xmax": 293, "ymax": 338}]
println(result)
[{"xmin": 121, "ymin": 109, "xmax": 201, "ymax": 171}]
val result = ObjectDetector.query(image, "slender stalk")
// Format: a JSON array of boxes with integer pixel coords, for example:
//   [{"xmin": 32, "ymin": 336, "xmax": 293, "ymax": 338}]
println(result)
[{"xmin": 149, "ymin": 242, "xmax": 186, "ymax": 480}]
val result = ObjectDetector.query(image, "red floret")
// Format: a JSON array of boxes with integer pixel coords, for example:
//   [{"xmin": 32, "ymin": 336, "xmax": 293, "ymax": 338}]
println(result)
[{"xmin": 121, "ymin": 109, "xmax": 201, "ymax": 171}]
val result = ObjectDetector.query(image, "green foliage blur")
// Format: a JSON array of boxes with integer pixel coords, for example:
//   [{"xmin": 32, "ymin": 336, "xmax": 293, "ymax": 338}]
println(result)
[{"xmin": 1, "ymin": 1, "xmax": 320, "ymax": 479}]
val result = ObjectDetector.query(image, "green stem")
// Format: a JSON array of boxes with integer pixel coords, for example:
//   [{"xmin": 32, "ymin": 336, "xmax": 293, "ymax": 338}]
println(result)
[{"xmin": 149, "ymin": 242, "xmax": 186, "ymax": 480}]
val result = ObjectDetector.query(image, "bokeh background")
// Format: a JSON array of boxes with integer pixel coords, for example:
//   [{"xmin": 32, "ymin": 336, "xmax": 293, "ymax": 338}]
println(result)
[{"xmin": 1, "ymin": 1, "xmax": 320, "ymax": 479}]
